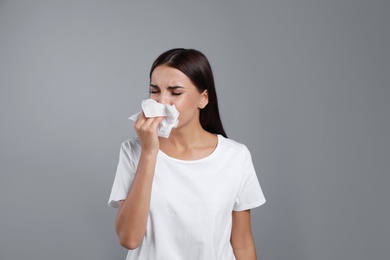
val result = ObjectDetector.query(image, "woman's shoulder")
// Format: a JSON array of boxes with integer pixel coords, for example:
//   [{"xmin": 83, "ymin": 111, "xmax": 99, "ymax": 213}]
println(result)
[{"xmin": 218, "ymin": 135, "xmax": 250, "ymax": 154}]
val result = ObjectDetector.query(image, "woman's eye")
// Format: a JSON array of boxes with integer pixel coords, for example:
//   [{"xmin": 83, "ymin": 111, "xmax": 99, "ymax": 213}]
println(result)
[
  {"xmin": 172, "ymin": 92, "xmax": 182, "ymax": 96},
  {"xmin": 149, "ymin": 90, "xmax": 159, "ymax": 94}
]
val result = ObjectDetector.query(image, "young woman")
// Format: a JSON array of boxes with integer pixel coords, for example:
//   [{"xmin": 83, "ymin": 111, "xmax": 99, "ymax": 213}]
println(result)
[{"xmin": 108, "ymin": 48, "xmax": 266, "ymax": 260}]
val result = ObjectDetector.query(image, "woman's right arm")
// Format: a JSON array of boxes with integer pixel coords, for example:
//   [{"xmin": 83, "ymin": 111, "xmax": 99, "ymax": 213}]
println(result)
[{"xmin": 115, "ymin": 113, "xmax": 164, "ymax": 250}]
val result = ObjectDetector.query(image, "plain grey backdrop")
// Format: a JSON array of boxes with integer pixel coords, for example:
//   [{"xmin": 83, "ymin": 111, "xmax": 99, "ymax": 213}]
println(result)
[{"xmin": 0, "ymin": 0, "xmax": 389, "ymax": 259}]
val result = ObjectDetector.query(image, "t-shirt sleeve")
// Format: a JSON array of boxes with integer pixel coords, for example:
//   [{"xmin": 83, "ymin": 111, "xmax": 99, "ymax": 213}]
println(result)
[
  {"xmin": 107, "ymin": 141, "xmax": 137, "ymax": 208},
  {"xmin": 233, "ymin": 145, "xmax": 266, "ymax": 211}
]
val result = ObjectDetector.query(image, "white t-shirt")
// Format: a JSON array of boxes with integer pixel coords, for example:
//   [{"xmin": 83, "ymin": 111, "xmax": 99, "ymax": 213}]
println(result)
[{"xmin": 108, "ymin": 135, "xmax": 266, "ymax": 260}]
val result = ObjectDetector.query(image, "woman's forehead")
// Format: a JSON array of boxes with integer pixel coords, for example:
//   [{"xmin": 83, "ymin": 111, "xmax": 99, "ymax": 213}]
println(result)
[{"xmin": 150, "ymin": 66, "xmax": 191, "ymax": 86}]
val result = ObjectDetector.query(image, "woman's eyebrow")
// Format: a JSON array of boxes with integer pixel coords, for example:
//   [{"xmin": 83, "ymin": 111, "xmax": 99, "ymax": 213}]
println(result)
[
  {"xmin": 150, "ymin": 84, "xmax": 184, "ymax": 90},
  {"xmin": 167, "ymin": 85, "xmax": 184, "ymax": 90}
]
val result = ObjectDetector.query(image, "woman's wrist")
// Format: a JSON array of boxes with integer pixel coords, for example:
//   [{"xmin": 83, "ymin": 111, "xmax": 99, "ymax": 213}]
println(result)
[{"xmin": 140, "ymin": 149, "xmax": 159, "ymax": 159}]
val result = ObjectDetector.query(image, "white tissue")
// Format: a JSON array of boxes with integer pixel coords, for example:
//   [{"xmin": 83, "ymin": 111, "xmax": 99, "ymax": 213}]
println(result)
[{"xmin": 128, "ymin": 99, "xmax": 180, "ymax": 138}]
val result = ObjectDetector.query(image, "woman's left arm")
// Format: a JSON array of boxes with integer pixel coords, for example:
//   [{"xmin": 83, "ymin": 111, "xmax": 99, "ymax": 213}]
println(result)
[{"xmin": 230, "ymin": 210, "xmax": 257, "ymax": 260}]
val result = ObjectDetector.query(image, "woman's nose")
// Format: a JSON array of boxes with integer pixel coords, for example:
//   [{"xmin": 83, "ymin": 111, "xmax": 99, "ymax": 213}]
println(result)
[{"xmin": 157, "ymin": 92, "xmax": 170, "ymax": 104}]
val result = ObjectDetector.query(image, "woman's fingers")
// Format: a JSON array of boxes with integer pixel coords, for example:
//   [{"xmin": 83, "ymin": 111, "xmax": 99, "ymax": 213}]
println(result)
[
  {"xmin": 150, "ymin": 116, "xmax": 165, "ymax": 129},
  {"xmin": 134, "ymin": 112, "xmax": 147, "ymax": 129},
  {"xmin": 135, "ymin": 113, "xmax": 164, "ymax": 133},
  {"xmin": 133, "ymin": 113, "xmax": 165, "ymax": 152}
]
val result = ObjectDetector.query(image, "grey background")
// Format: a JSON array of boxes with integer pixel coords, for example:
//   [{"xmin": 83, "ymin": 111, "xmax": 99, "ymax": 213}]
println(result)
[{"xmin": 0, "ymin": 0, "xmax": 389, "ymax": 259}]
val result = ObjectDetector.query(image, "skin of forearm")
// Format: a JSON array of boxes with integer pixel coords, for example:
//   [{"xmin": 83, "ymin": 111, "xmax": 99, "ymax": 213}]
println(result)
[
  {"xmin": 115, "ymin": 151, "xmax": 158, "ymax": 249},
  {"xmin": 233, "ymin": 244, "xmax": 257, "ymax": 260}
]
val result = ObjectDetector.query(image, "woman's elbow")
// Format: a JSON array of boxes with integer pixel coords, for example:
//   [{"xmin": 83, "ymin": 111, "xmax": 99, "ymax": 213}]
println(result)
[
  {"xmin": 116, "ymin": 227, "xmax": 144, "ymax": 250},
  {"xmin": 118, "ymin": 235, "xmax": 142, "ymax": 250}
]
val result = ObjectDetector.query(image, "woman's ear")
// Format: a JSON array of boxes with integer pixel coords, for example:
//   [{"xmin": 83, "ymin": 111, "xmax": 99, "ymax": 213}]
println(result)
[{"xmin": 199, "ymin": 90, "xmax": 209, "ymax": 109}]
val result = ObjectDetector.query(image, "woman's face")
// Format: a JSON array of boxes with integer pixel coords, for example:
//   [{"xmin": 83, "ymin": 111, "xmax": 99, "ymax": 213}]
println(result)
[{"xmin": 149, "ymin": 65, "xmax": 208, "ymax": 129}]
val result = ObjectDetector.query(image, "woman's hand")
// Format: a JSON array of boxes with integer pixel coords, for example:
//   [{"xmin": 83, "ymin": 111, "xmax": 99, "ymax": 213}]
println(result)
[{"xmin": 134, "ymin": 112, "xmax": 165, "ymax": 153}]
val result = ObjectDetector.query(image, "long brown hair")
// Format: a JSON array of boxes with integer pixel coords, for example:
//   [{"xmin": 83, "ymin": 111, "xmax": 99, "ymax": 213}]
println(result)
[{"xmin": 150, "ymin": 48, "xmax": 227, "ymax": 138}]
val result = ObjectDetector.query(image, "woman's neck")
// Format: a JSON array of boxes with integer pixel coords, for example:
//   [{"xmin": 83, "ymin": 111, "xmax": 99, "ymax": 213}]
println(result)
[{"xmin": 158, "ymin": 126, "xmax": 218, "ymax": 160}]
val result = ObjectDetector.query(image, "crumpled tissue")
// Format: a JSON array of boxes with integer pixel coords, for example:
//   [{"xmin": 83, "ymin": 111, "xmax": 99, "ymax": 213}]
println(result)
[{"xmin": 128, "ymin": 99, "xmax": 179, "ymax": 138}]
